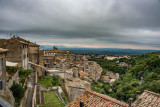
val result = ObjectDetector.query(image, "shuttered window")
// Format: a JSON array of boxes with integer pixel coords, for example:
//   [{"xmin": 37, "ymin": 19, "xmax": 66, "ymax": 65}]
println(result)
[{"xmin": 0, "ymin": 80, "xmax": 3, "ymax": 90}]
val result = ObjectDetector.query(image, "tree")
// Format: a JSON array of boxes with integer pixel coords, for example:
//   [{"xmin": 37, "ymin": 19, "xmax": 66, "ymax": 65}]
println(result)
[{"xmin": 10, "ymin": 83, "xmax": 24, "ymax": 103}]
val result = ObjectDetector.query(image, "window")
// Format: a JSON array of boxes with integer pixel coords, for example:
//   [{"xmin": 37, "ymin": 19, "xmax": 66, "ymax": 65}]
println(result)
[
  {"xmin": 23, "ymin": 55, "xmax": 26, "ymax": 59},
  {"xmin": 0, "ymin": 80, "xmax": 3, "ymax": 90}
]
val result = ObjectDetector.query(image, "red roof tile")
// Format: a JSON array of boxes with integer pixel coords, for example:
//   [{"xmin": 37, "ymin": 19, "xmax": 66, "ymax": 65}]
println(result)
[
  {"xmin": 66, "ymin": 90, "xmax": 128, "ymax": 107},
  {"xmin": 132, "ymin": 90, "xmax": 160, "ymax": 107}
]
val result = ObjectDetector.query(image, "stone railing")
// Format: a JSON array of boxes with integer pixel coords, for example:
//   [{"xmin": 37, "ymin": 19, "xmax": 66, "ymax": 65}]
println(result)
[
  {"xmin": 7, "ymin": 71, "xmax": 19, "ymax": 88},
  {"xmin": 32, "ymin": 85, "xmax": 37, "ymax": 107},
  {"xmin": 32, "ymin": 71, "xmax": 37, "ymax": 107},
  {"xmin": 19, "ymin": 88, "xmax": 29, "ymax": 107},
  {"xmin": 22, "ymin": 75, "xmax": 29, "ymax": 88}
]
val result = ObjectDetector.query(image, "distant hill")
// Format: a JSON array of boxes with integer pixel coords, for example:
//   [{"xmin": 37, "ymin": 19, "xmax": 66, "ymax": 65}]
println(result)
[{"xmin": 40, "ymin": 45, "xmax": 158, "ymax": 55}]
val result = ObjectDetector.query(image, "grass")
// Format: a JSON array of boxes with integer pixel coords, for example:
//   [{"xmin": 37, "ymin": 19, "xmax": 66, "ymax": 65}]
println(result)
[
  {"xmin": 38, "ymin": 75, "xmax": 62, "ymax": 87},
  {"xmin": 40, "ymin": 91, "xmax": 65, "ymax": 107},
  {"xmin": 38, "ymin": 76, "xmax": 54, "ymax": 87}
]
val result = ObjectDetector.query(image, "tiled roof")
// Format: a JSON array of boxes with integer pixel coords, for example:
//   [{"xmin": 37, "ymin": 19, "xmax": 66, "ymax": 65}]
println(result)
[
  {"xmin": 0, "ymin": 48, "xmax": 9, "ymax": 53},
  {"xmin": 44, "ymin": 54, "xmax": 55, "ymax": 57},
  {"xmin": 132, "ymin": 90, "xmax": 160, "ymax": 107},
  {"xmin": 66, "ymin": 90, "xmax": 128, "ymax": 107},
  {"xmin": 2, "ymin": 39, "xmax": 28, "ymax": 46},
  {"xmin": 12, "ymin": 36, "xmax": 39, "ymax": 46}
]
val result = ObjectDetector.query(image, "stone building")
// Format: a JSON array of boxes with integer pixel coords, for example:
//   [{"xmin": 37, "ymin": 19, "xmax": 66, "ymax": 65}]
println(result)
[
  {"xmin": 44, "ymin": 54, "xmax": 55, "ymax": 68},
  {"xmin": 0, "ymin": 48, "xmax": 14, "ymax": 106},
  {"xmin": 39, "ymin": 49, "xmax": 44, "ymax": 67},
  {"xmin": 1, "ymin": 39, "xmax": 29, "ymax": 69},
  {"xmin": 44, "ymin": 46, "xmax": 72, "ymax": 55},
  {"xmin": 0, "ymin": 36, "xmax": 41, "ymax": 65},
  {"xmin": 11, "ymin": 36, "xmax": 40, "ymax": 64},
  {"xmin": 0, "ymin": 36, "xmax": 44, "ymax": 69}
]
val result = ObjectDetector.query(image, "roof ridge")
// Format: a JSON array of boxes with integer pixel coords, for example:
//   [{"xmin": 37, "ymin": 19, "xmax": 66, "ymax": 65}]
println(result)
[
  {"xmin": 144, "ymin": 90, "xmax": 160, "ymax": 97},
  {"xmin": 86, "ymin": 90, "xmax": 128, "ymax": 107}
]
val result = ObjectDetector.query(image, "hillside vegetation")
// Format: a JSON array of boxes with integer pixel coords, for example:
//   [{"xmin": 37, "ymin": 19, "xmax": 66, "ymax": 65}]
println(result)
[{"xmin": 91, "ymin": 51, "xmax": 160, "ymax": 102}]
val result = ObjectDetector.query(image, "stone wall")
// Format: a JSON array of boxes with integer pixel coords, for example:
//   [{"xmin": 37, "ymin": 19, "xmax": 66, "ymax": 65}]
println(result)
[
  {"xmin": 29, "ymin": 46, "xmax": 39, "ymax": 64},
  {"xmin": 2, "ymin": 42, "xmax": 23, "ymax": 67},
  {"xmin": 69, "ymin": 87, "xmax": 84, "ymax": 101},
  {"xmin": 0, "ymin": 52, "xmax": 7, "ymax": 89},
  {"xmin": 32, "ymin": 71, "xmax": 38, "ymax": 106},
  {"xmin": 39, "ymin": 49, "xmax": 44, "ymax": 67},
  {"xmin": 29, "ymin": 62, "xmax": 46, "ymax": 79},
  {"xmin": 0, "ymin": 88, "xmax": 15, "ymax": 106}
]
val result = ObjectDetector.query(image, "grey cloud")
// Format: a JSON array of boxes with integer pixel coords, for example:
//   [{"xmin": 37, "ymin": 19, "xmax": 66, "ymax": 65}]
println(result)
[{"xmin": 0, "ymin": 0, "xmax": 160, "ymax": 49}]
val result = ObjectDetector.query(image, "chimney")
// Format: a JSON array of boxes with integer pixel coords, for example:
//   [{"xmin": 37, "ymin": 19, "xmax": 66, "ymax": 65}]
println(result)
[
  {"xmin": 129, "ymin": 98, "xmax": 133, "ymax": 107},
  {"xmin": 136, "ymin": 91, "xmax": 141, "ymax": 100},
  {"xmin": 80, "ymin": 101, "xmax": 84, "ymax": 107}
]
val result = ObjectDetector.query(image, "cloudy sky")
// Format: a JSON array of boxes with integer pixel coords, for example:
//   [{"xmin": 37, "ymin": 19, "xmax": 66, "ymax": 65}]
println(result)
[{"xmin": 0, "ymin": 0, "xmax": 160, "ymax": 49}]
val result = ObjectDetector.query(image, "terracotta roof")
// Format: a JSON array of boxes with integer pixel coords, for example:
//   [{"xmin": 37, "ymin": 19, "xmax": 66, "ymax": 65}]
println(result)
[
  {"xmin": 132, "ymin": 90, "xmax": 160, "ymax": 107},
  {"xmin": 0, "ymin": 48, "xmax": 9, "ymax": 53},
  {"xmin": 66, "ymin": 90, "xmax": 128, "ymax": 107},
  {"xmin": 44, "ymin": 54, "xmax": 55, "ymax": 57}
]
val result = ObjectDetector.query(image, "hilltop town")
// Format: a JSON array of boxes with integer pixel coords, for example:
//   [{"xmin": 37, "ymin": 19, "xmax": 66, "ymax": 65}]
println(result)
[
  {"xmin": 0, "ymin": 36, "xmax": 103, "ymax": 106},
  {"xmin": 0, "ymin": 36, "xmax": 160, "ymax": 107}
]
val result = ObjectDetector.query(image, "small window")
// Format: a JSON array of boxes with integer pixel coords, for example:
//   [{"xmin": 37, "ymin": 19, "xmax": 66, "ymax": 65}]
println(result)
[
  {"xmin": 0, "ymin": 80, "xmax": 3, "ymax": 90},
  {"xmin": 23, "ymin": 55, "xmax": 26, "ymax": 59}
]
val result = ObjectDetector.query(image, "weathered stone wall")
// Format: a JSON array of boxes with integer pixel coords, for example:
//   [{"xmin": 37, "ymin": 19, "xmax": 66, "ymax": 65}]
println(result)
[
  {"xmin": 29, "ymin": 46, "xmax": 39, "ymax": 64},
  {"xmin": 69, "ymin": 87, "xmax": 84, "ymax": 101},
  {"xmin": 39, "ymin": 49, "xmax": 44, "ymax": 67},
  {"xmin": 0, "ymin": 39, "xmax": 8, "ymax": 48},
  {"xmin": 2, "ymin": 42, "xmax": 23, "ymax": 67},
  {"xmin": 30, "ymin": 63, "xmax": 46, "ymax": 79},
  {"xmin": 0, "ymin": 88, "xmax": 15, "ymax": 106},
  {"xmin": 0, "ymin": 53, "xmax": 7, "ymax": 88}
]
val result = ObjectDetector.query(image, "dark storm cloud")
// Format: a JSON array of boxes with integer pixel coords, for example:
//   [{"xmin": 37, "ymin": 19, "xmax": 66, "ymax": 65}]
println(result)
[{"xmin": 0, "ymin": 0, "xmax": 160, "ymax": 49}]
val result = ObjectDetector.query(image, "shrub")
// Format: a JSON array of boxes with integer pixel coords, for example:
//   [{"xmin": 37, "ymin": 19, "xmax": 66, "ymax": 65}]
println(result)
[{"xmin": 10, "ymin": 83, "xmax": 25, "ymax": 106}]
